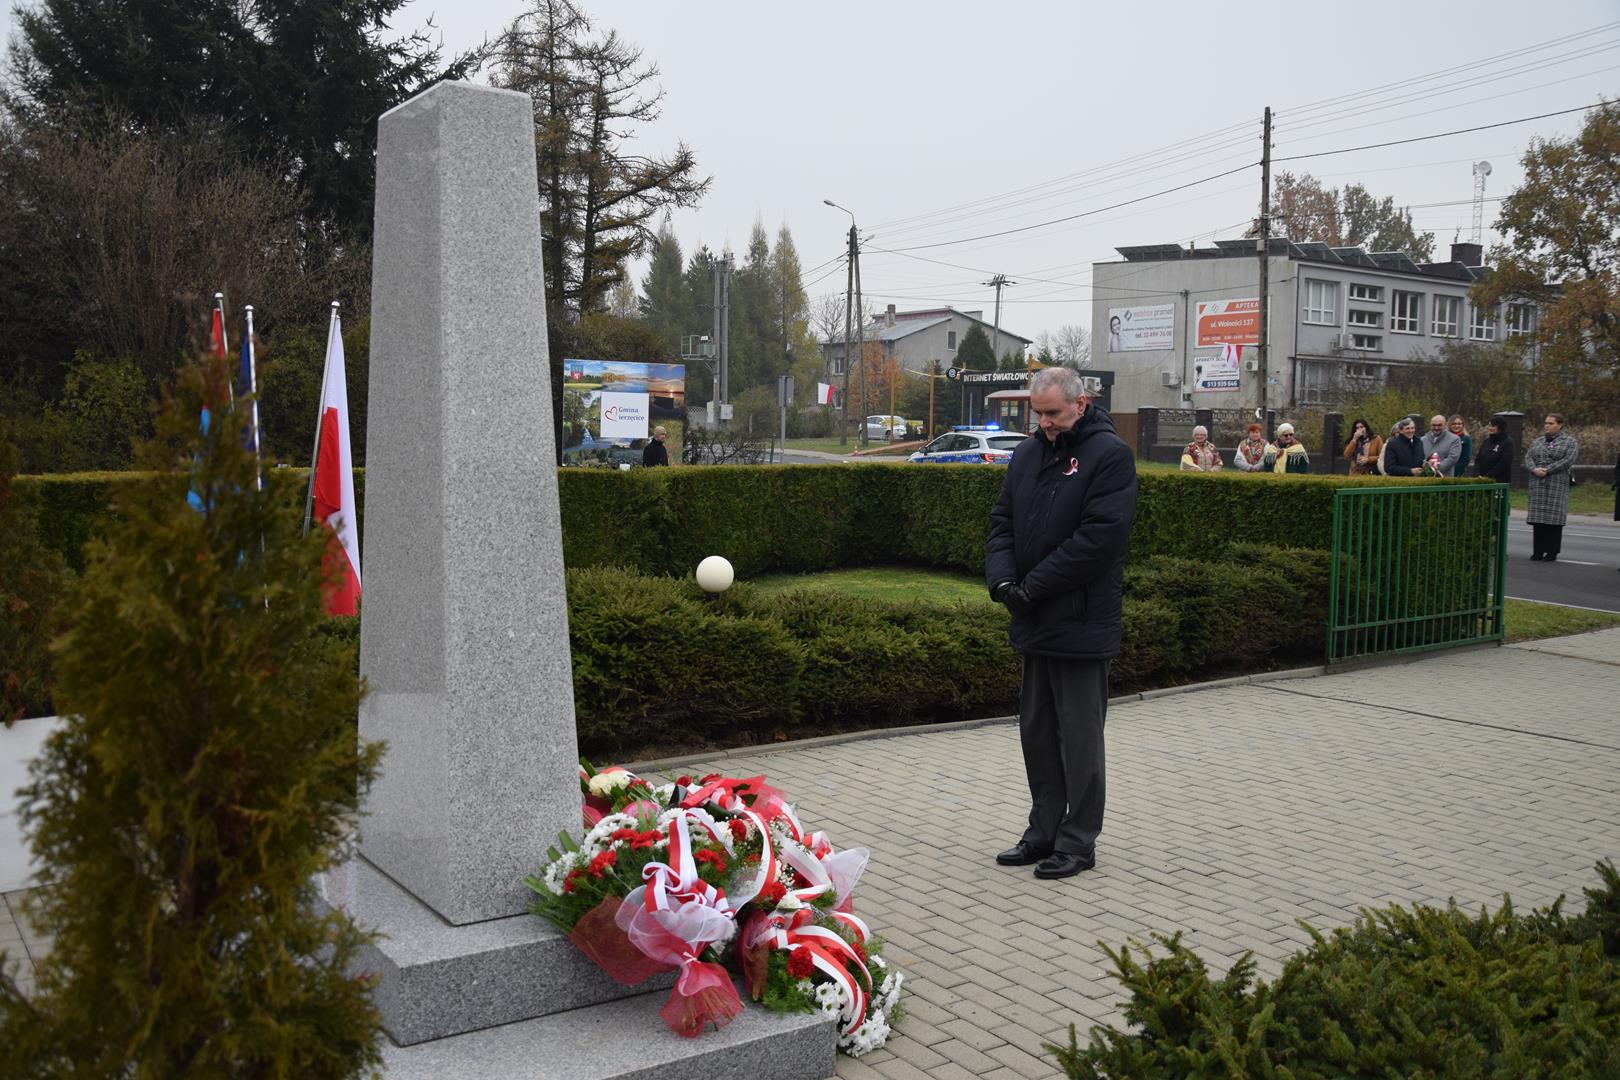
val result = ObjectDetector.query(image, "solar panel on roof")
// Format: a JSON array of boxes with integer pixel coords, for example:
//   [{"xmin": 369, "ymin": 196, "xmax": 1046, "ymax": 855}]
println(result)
[{"xmin": 1115, "ymin": 244, "xmax": 1185, "ymax": 261}]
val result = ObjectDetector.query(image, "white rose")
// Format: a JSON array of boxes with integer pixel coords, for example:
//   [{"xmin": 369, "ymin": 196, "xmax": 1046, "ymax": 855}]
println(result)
[
  {"xmin": 587, "ymin": 770, "xmax": 631, "ymax": 798},
  {"xmin": 775, "ymin": 892, "xmax": 803, "ymax": 911}
]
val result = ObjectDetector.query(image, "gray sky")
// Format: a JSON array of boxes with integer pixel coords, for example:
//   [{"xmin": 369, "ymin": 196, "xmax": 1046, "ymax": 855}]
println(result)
[{"xmin": 7, "ymin": 0, "xmax": 1617, "ymax": 342}]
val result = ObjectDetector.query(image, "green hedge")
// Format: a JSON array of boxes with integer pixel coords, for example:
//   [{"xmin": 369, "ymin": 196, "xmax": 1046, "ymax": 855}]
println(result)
[
  {"xmin": 16, "ymin": 464, "xmax": 1473, "ymax": 577},
  {"xmin": 1051, "ymin": 861, "xmax": 1620, "ymax": 1078}
]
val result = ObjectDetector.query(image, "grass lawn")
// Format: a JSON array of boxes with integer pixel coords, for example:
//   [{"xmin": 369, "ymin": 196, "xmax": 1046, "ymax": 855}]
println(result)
[
  {"xmin": 782, "ymin": 437, "xmax": 860, "ymax": 455},
  {"xmin": 751, "ymin": 568, "xmax": 1620, "ymax": 645},
  {"xmin": 1509, "ymin": 482, "xmax": 1613, "ymax": 516},
  {"xmin": 1503, "ymin": 598, "xmax": 1620, "ymax": 643},
  {"xmin": 752, "ymin": 565, "xmax": 992, "ymax": 605}
]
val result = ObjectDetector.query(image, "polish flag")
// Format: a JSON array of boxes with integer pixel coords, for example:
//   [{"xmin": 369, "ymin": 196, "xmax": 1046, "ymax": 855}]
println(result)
[
  {"xmin": 311, "ymin": 312, "xmax": 361, "ymax": 616},
  {"xmin": 816, "ymin": 382, "xmax": 836, "ymax": 404}
]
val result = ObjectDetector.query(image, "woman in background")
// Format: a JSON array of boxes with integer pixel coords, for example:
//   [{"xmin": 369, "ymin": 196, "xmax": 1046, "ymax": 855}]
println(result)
[{"xmin": 1343, "ymin": 418, "xmax": 1381, "ymax": 475}]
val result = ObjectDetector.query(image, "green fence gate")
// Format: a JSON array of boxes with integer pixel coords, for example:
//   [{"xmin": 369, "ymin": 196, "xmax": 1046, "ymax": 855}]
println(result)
[{"xmin": 1327, "ymin": 483, "xmax": 1510, "ymax": 664}]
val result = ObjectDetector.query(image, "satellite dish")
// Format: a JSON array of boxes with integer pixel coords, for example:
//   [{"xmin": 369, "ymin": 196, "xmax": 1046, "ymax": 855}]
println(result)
[{"xmin": 1473, "ymin": 160, "xmax": 1493, "ymax": 178}]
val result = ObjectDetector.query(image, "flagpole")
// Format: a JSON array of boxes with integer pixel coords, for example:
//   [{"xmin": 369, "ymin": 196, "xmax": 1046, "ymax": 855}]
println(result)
[
  {"xmin": 303, "ymin": 302, "xmax": 340, "ymax": 535},
  {"xmin": 216, "ymin": 292, "xmax": 230, "ymax": 355},
  {"xmin": 244, "ymin": 305, "xmax": 263, "ymax": 493}
]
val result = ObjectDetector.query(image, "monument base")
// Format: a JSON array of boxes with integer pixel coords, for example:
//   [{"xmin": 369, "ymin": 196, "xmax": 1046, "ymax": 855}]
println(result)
[
  {"xmin": 381, "ymin": 988, "xmax": 836, "ymax": 1079},
  {"xmin": 318, "ymin": 858, "xmax": 836, "ymax": 1078}
]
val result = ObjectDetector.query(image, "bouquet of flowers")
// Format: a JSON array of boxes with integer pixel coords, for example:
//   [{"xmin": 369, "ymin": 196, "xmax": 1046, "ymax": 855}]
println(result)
[
  {"xmin": 526, "ymin": 764, "xmax": 902, "ymax": 1056},
  {"xmin": 1421, "ymin": 452, "xmax": 1445, "ymax": 477}
]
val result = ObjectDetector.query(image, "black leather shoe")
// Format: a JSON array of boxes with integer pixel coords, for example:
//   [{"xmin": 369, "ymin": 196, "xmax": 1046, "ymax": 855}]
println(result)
[
  {"xmin": 995, "ymin": 841, "xmax": 1052, "ymax": 866},
  {"xmin": 1034, "ymin": 849, "xmax": 1096, "ymax": 879}
]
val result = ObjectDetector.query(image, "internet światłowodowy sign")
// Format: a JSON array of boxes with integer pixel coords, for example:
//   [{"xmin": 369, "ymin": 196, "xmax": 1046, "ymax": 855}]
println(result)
[
  {"xmin": 598, "ymin": 391, "xmax": 651, "ymax": 439},
  {"xmin": 1192, "ymin": 345, "xmax": 1242, "ymax": 393},
  {"xmin": 1106, "ymin": 303, "xmax": 1175, "ymax": 353}
]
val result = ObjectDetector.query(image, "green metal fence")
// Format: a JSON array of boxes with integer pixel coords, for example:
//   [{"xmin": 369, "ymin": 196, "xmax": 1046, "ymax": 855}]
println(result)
[{"xmin": 1327, "ymin": 483, "xmax": 1510, "ymax": 664}]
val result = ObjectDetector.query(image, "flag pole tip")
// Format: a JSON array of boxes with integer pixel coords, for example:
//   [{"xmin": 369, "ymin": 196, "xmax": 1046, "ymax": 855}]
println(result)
[
  {"xmin": 331, "ymin": 300, "xmax": 341, "ymax": 309},
  {"xmin": 214, "ymin": 292, "xmax": 224, "ymax": 300},
  {"xmin": 244, "ymin": 304, "xmax": 254, "ymax": 312}
]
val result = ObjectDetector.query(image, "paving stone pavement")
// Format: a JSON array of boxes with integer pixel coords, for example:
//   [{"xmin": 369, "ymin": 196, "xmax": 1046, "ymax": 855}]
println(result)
[{"xmin": 2, "ymin": 629, "xmax": 1616, "ymax": 1080}]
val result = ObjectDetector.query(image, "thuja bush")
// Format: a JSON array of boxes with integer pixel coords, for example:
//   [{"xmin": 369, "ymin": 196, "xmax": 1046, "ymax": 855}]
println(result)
[
  {"xmin": 1049, "ymin": 861, "xmax": 1620, "ymax": 1078},
  {"xmin": 0, "ymin": 360, "xmax": 385, "ymax": 1076}
]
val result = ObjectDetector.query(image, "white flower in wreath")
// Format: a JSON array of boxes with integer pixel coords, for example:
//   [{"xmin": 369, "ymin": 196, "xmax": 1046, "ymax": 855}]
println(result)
[
  {"xmin": 540, "ymin": 851, "xmax": 587, "ymax": 895},
  {"xmin": 840, "ymin": 1013, "xmax": 891, "ymax": 1057},
  {"xmin": 812, "ymin": 981, "xmax": 844, "ymax": 1020},
  {"xmin": 775, "ymin": 892, "xmax": 804, "ymax": 912},
  {"xmin": 586, "ymin": 770, "xmax": 633, "ymax": 798}
]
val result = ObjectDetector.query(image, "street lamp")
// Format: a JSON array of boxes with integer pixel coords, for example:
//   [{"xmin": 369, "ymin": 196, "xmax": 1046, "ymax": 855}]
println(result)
[{"xmin": 824, "ymin": 199, "xmax": 865, "ymax": 446}]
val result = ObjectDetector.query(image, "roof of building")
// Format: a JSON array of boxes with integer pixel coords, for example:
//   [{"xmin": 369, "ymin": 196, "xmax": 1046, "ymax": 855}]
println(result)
[
  {"xmin": 822, "ymin": 306, "xmax": 1034, "ymax": 348},
  {"xmin": 1108, "ymin": 239, "xmax": 1490, "ymax": 283}
]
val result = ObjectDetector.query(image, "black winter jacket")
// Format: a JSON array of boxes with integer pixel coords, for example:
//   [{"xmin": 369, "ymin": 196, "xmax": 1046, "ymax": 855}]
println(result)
[
  {"xmin": 1383, "ymin": 433, "xmax": 1425, "ymax": 475},
  {"xmin": 986, "ymin": 404, "xmax": 1137, "ymax": 658},
  {"xmin": 1474, "ymin": 433, "xmax": 1514, "ymax": 482}
]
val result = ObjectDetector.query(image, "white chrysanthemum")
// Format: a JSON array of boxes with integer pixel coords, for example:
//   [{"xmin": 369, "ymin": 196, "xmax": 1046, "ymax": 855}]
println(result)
[
  {"xmin": 651, "ymin": 783, "xmax": 676, "ymax": 803},
  {"xmin": 840, "ymin": 1013, "xmax": 891, "ymax": 1056},
  {"xmin": 582, "ymin": 813, "xmax": 638, "ymax": 851},
  {"xmin": 795, "ymin": 978, "xmax": 815, "ymax": 995},
  {"xmin": 876, "ymin": 970, "xmax": 904, "ymax": 1014},
  {"xmin": 811, "ymin": 980, "xmax": 844, "ymax": 1020},
  {"xmin": 540, "ymin": 850, "xmax": 587, "ymax": 894}
]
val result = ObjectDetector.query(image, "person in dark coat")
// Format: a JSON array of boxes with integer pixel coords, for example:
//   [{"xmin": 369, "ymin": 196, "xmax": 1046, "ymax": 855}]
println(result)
[
  {"xmin": 986, "ymin": 367, "xmax": 1136, "ymax": 880},
  {"xmin": 1382, "ymin": 417, "xmax": 1426, "ymax": 476},
  {"xmin": 1474, "ymin": 418, "xmax": 1514, "ymax": 483},
  {"xmin": 641, "ymin": 425, "xmax": 669, "ymax": 467}
]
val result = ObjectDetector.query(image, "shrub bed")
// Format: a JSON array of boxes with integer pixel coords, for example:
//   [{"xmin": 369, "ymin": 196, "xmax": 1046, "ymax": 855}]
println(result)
[
  {"xmin": 566, "ymin": 545, "xmax": 1331, "ymax": 757},
  {"xmin": 1049, "ymin": 861, "xmax": 1620, "ymax": 1078}
]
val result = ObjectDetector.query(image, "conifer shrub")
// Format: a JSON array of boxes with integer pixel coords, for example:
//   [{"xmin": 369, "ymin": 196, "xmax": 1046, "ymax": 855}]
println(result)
[
  {"xmin": 0, "ymin": 426, "xmax": 70, "ymax": 724},
  {"xmin": 1048, "ymin": 861, "xmax": 1620, "ymax": 1078},
  {"xmin": 0, "ymin": 360, "xmax": 385, "ymax": 1076}
]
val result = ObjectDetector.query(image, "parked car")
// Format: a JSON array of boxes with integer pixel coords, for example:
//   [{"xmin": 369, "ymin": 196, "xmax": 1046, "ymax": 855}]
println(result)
[
  {"xmin": 864, "ymin": 415, "xmax": 908, "ymax": 441},
  {"xmin": 907, "ymin": 428, "xmax": 1024, "ymax": 464}
]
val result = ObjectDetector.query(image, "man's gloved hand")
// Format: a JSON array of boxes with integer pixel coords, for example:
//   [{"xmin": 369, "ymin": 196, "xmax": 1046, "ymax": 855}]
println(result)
[
  {"xmin": 1001, "ymin": 583, "xmax": 1035, "ymax": 616},
  {"xmin": 991, "ymin": 580, "xmax": 1014, "ymax": 604}
]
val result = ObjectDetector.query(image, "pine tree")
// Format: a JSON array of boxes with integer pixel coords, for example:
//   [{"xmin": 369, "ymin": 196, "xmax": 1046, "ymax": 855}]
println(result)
[
  {"xmin": 0, "ymin": 358, "xmax": 385, "ymax": 1075},
  {"xmin": 727, "ymin": 222, "xmax": 774, "ymax": 393},
  {"xmin": 683, "ymin": 245, "xmax": 717, "ymax": 403},
  {"xmin": 956, "ymin": 324, "xmax": 996, "ymax": 371},
  {"xmin": 769, "ymin": 224, "xmax": 824, "ymax": 395}
]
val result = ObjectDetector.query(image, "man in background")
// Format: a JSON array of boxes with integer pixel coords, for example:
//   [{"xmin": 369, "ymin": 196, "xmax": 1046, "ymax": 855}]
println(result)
[
  {"xmin": 1423, "ymin": 415, "xmax": 1461, "ymax": 476},
  {"xmin": 641, "ymin": 426, "xmax": 669, "ymax": 467}
]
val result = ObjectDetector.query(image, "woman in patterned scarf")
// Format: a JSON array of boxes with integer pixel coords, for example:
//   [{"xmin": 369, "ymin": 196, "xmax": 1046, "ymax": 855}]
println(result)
[
  {"xmin": 1342, "ymin": 417, "xmax": 1382, "ymax": 475},
  {"xmin": 1231, "ymin": 422, "xmax": 1270, "ymax": 472},
  {"xmin": 1179, "ymin": 425, "xmax": 1223, "ymax": 472}
]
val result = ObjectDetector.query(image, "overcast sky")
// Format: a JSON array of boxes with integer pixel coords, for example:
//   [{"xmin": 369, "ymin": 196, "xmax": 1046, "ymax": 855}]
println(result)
[{"xmin": 6, "ymin": 0, "xmax": 1616, "ymax": 342}]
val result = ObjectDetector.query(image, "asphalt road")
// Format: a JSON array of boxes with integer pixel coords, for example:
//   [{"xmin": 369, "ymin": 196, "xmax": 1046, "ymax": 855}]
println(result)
[{"xmin": 1505, "ymin": 517, "xmax": 1620, "ymax": 612}]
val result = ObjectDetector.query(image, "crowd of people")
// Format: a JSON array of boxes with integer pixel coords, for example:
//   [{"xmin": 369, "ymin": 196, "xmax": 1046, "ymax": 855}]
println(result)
[{"xmin": 1176, "ymin": 413, "xmax": 1592, "ymax": 561}]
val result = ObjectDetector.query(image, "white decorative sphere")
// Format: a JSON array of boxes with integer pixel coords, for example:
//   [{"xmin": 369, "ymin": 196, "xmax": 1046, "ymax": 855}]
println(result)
[{"xmin": 695, "ymin": 555, "xmax": 735, "ymax": 593}]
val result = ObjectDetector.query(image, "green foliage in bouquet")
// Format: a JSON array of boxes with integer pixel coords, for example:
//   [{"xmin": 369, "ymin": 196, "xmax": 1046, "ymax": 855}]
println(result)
[
  {"xmin": 1048, "ymin": 860, "xmax": 1620, "ymax": 1078},
  {"xmin": 0, "ymin": 359, "xmax": 386, "ymax": 1077},
  {"xmin": 0, "ymin": 423, "xmax": 70, "ymax": 725}
]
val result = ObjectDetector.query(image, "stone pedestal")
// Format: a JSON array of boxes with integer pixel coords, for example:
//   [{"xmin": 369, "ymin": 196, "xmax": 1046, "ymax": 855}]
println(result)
[{"xmin": 359, "ymin": 80, "xmax": 577, "ymax": 927}]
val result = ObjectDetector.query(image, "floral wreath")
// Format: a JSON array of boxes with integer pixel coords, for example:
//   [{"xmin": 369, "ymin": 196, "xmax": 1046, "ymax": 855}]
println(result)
[{"xmin": 526, "ymin": 764, "xmax": 903, "ymax": 1056}]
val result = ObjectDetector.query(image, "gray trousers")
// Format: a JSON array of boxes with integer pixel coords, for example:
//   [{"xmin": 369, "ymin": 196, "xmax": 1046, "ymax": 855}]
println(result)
[{"xmin": 1018, "ymin": 655, "xmax": 1108, "ymax": 855}]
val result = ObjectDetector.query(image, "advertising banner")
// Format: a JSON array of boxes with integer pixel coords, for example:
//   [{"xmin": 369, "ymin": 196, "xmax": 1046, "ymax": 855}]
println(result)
[
  {"xmin": 561, "ymin": 358, "xmax": 686, "ymax": 464},
  {"xmin": 1192, "ymin": 346, "xmax": 1242, "ymax": 393},
  {"xmin": 1195, "ymin": 298, "xmax": 1261, "ymax": 348},
  {"xmin": 1106, "ymin": 303, "xmax": 1175, "ymax": 353}
]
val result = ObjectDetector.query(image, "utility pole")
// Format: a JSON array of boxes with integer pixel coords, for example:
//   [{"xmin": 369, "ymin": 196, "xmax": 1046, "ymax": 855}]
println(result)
[
  {"xmin": 853, "ymin": 236, "xmax": 867, "ymax": 447},
  {"xmin": 712, "ymin": 258, "xmax": 723, "ymax": 413},
  {"xmin": 841, "ymin": 229, "xmax": 855, "ymax": 445},
  {"xmin": 984, "ymin": 274, "xmax": 1016, "ymax": 364},
  {"xmin": 1256, "ymin": 106, "xmax": 1272, "ymax": 423}
]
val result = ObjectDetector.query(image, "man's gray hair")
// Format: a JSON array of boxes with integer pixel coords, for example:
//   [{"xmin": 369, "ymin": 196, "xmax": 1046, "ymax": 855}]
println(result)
[{"xmin": 1029, "ymin": 366, "xmax": 1088, "ymax": 400}]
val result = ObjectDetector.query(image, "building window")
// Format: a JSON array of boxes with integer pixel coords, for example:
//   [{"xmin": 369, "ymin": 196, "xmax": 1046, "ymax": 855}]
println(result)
[
  {"xmin": 1348, "ymin": 282, "xmax": 1384, "ymax": 302},
  {"xmin": 1506, "ymin": 303, "xmax": 1535, "ymax": 337},
  {"xmin": 1347, "ymin": 309, "xmax": 1382, "ymax": 328},
  {"xmin": 1432, "ymin": 295, "xmax": 1462, "ymax": 337},
  {"xmin": 1302, "ymin": 279, "xmax": 1338, "ymax": 324},
  {"xmin": 947, "ymin": 330, "xmax": 957, "ymax": 350},
  {"xmin": 1469, "ymin": 303, "xmax": 1497, "ymax": 341},
  {"xmin": 1391, "ymin": 291, "xmax": 1421, "ymax": 333},
  {"xmin": 831, "ymin": 355, "xmax": 845, "ymax": 375},
  {"xmin": 1350, "ymin": 333, "xmax": 1382, "ymax": 351}
]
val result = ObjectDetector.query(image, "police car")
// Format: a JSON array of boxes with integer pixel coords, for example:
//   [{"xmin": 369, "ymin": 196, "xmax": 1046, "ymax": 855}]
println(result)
[{"xmin": 907, "ymin": 426, "xmax": 1025, "ymax": 464}]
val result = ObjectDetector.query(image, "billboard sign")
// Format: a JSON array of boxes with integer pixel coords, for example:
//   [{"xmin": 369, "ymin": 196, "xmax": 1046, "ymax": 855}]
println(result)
[
  {"xmin": 598, "ymin": 390, "xmax": 651, "ymax": 439},
  {"xmin": 1195, "ymin": 298, "xmax": 1261, "ymax": 348},
  {"xmin": 561, "ymin": 358, "xmax": 686, "ymax": 461},
  {"xmin": 1106, "ymin": 303, "xmax": 1175, "ymax": 353},
  {"xmin": 1192, "ymin": 346, "xmax": 1242, "ymax": 393}
]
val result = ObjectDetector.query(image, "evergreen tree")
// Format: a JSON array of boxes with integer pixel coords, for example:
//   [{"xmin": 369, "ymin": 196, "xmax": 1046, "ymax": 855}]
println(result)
[
  {"xmin": 6, "ymin": 0, "xmax": 479, "ymax": 237},
  {"xmin": 0, "ymin": 358, "xmax": 385, "ymax": 1074},
  {"xmin": 727, "ymin": 222, "xmax": 774, "ymax": 393},
  {"xmin": 769, "ymin": 224, "xmax": 824, "ymax": 395},
  {"xmin": 683, "ymin": 245, "xmax": 717, "ymax": 403},
  {"xmin": 956, "ymin": 324, "xmax": 996, "ymax": 370},
  {"xmin": 640, "ymin": 217, "xmax": 689, "ymax": 353}
]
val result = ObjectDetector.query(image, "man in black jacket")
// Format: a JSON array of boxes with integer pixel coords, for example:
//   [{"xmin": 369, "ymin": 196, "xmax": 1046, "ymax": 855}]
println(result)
[
  {"xmin": 986, "ymin": 367, "xmax": 1137, "ymax": 879},
  {"xmin": 641, "ymin": 426, "xmax": 670, "ymax": 467}
]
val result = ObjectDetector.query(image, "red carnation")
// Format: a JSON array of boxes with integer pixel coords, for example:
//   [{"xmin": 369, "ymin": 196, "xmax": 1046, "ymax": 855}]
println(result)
[
  {"xmin": 760, "ymin": 880, "xmax": 787, "ymax": 904},
  {"xmin": 610, "ymin": 827, "xmax": 638, "ymax": 843},
  {"xmin": 676, "ymin": 775, "xmax": 694, "ymax": 787},
  {"xmin": 787, "ymin": 946, "xmax": 815, "ymax": 980},
  {"xmin": 728, "ymin": 819, "xmax": 749, "ymax": 842},
  {"xmin": 631, "ymin": 830, "xmax": 663, "ymax": 850},
  {"xmin": 694, "ymin": 848, "xmax": 728, "ymax": 873},
  {"xmin": 562, "ymin": 869, "xmax": 581, "ymax": 894},
  {"xmin": 587, "ymin": 850, "xmax": 618, "ymax": 878},
  {"xmin": 852, "ymin": 940, "xmax": 868, "ymax": 963}
]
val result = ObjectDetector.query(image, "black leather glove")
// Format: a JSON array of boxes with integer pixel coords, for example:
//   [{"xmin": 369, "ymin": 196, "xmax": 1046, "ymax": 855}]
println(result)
[
  {"xmin": 1002, "ymin": 583, "xmax": 1035, "ymax": 616},
  {"xmin": 991, "ymin": 580, "xmax": 1014, "ymax": 604}
]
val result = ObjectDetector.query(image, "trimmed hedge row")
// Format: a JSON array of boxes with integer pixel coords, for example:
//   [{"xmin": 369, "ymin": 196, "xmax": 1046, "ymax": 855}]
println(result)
[
  {"xmin": 566, "ymin": 545, "xmax": 1332, "ymax": 756},
  {"xmin": 15, "ymin": 464, "xmax": 1470, "ymax": 577},
  {"xmin": 1052, "ymin": 861, "xmax": 1620, "ymax": 1078}
]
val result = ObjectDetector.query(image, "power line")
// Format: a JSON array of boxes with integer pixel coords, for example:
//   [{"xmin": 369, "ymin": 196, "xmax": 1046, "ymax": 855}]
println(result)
[{"xmin": 1273, "ymin": 101, "xmax": 1610, "ymax": 164}]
